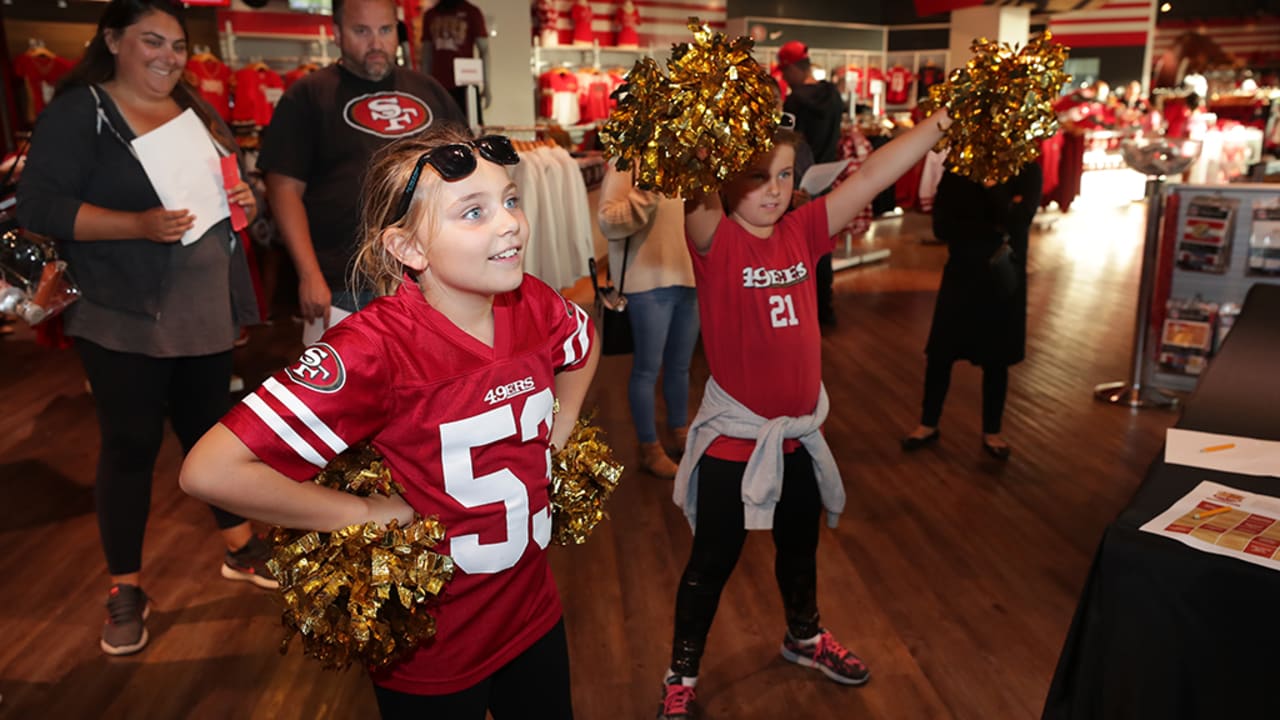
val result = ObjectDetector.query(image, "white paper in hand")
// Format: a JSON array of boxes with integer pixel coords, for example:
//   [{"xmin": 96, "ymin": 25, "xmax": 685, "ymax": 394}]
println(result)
[
  {"xmin": 130, "ymin": 109, "xmax": 229, "ymax": 245},
  {"xmin": 799, "ymin": 158, "xmax": 853, "ymax": 196}
]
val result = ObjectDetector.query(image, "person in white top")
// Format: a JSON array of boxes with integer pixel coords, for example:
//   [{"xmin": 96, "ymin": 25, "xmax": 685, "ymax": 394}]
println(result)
[{"xmin": 598, "ymin": 162, "xmax": 698, "ymax": 478}]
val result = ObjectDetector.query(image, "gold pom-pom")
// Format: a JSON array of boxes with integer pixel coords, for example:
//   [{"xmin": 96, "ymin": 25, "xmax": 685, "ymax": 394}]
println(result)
[
  {"xmin": 267, "ymin": 443, "xmax": 455, "ymax": 671},
  {"xmin": 550, "ymin": 418, "xmax": 624, "ymax": 545},
  {"xmin": 920, "ymin": 31, "xmax": 1071, "ymax": 184},
  {"xmin": 600, "ymin": 18, "xmax": 779, "ymax": 197}
]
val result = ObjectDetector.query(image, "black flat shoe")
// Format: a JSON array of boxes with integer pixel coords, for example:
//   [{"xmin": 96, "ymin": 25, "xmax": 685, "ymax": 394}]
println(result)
[
  {"xmin": 982, "ymin": 441, "xmax": 1012, "ymax": 460},
  {"xmin": 901, "ymin": 429, "xmax": 941, "ymax": 452}
]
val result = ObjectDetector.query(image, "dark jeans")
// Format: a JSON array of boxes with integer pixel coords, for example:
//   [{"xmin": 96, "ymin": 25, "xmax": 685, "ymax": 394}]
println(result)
[
  {"xmin": 373, "ymin": 619, "xmax": 573, "ymax": 720},
  {"xmin": 76, "ymin": 339, "xmax": 245, "ymax": 575},
  {"xmin": 670, "ymin": 449, "xmax": 823, "ymax": 677},
  {"xmin": 921, "ymin": 355, "xmax": 1009, "ymax": 434}
]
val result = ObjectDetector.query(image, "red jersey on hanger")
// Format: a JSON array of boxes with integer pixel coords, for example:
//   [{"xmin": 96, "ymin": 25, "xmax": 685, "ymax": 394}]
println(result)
[
  {"xmin": 616, "ymin": 4, "xmax": 640, "ymax": 47},
  {"xmin": 571, "ymin": 0, "xmax": 594, "ymax": 45},
  {"xmin": 232, "ymin": 65, "xmax": 285, "ymax": 128},
  {"xmin": 885, "ymin": 65, "xmax": 913, "ymax": 105},
  {"xmin": 185, "ymin": 55, "xmax": 233, "ymax": 121},
  {"xmin": 12, "ymin": 51, "xmax": 73, "ymax": 124}
]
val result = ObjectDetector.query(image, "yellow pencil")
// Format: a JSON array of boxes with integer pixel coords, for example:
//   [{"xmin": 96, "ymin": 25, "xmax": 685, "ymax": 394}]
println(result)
[
  {"xmin": 1193, "ymin": 506, "xmax": 1232, "ymax": 520},
  {"xmin": 1200, "ymin": 443, "xmax": 1236, "ymax": 453}
]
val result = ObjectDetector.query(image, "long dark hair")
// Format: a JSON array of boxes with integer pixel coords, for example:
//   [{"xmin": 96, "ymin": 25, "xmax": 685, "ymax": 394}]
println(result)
[{"xmin": 57, "ymin": 0, "xmax": 236, "ymax": 153}]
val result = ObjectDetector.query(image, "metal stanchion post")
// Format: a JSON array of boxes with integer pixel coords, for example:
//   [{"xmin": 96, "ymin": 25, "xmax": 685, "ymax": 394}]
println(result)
[{"xmin": 1093, "ymin": 137, "xmax": 1200, "ymax": 409}]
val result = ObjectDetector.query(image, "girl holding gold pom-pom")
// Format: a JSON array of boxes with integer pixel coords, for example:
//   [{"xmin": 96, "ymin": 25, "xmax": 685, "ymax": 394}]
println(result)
[
  {"xmin": 182, "ymin": 124, "xmax": 598, "ymax": 719},
  {"xmin": 657, "ymin": 109, "xmax": 951, "ymax": 719}
]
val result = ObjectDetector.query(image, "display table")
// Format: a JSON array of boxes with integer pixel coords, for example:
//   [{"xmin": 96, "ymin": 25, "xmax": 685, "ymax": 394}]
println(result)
[{"xmin": 1042, "ymin": 282, "xmax": 1280, "ymax": 720}]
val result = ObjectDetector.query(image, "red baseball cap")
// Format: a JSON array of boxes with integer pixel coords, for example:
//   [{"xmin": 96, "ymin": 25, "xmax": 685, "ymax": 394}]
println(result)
[{"xmin": 777, "ymin": 41, "xmax": 809, "ymax": 69}]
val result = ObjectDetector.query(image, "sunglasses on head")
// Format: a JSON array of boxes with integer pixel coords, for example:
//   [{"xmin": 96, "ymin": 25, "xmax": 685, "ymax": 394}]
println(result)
[{"xmin": 392, "ymin": 135, "xmax": 521, "ymax": 223}]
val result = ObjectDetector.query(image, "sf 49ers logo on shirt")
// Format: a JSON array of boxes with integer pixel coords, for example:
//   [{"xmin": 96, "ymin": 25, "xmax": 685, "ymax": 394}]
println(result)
[
  {"xmin": 344, "ymin": 91, "xmax": 433, "ymax": 138},
  {"xmin": 285, "ymin": 342, "xmax": 346, "ymax": 393}
]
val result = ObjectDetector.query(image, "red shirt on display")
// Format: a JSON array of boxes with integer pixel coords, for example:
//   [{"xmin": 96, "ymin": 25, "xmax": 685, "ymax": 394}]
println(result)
[
  {"xmin": 232, "ymin": 64, "xmax": 284, "ymax": 127},
  {"xmin": 421, "ymin": 0, "xmax": 487, "ymax": 90},
  {"xmin": 185, "ymin": 55, "xmax": 233, "ymax": 121},
  {"xmin": 12, "ymin": 50, "xmax": 73, "ymax": 124},
  {"xmin": 571, "ymin": 0, "xmax": 594, "ymax": 45},
  {"xmin": 688, "ymin": 197, "xmax": 832, "ymax": 461},
  {"xmin": 221, "ymin": 275, "xmax": 594, "ymax": 695},
  {"xmin": 616, "ymin": 3, "xmax": 640, "ymax": 46},
  {"xmin": 886, "ymin": 65, "xmax": 913, "ymax": 105},
  {"xmin": 865, "ymin": 66, "xmax": 886, "ymax": 97}
]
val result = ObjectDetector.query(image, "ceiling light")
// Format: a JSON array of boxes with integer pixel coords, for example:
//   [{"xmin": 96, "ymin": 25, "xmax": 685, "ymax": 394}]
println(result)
[{"xmin": 1160, "ymin": 3, "xmax": 1171, "ymax": 11}]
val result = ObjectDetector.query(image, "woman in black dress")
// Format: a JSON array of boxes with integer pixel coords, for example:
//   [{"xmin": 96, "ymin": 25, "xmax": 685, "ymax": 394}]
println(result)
[{"xmin": 901, "ymin": 162, "xmax": 1042, "ymax": 459}]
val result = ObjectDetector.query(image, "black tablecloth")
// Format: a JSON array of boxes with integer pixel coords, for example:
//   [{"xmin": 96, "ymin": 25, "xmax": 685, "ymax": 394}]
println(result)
[{"xmin": 1043, "ymin": 283, "xmax": 1280, "ymax": 720}]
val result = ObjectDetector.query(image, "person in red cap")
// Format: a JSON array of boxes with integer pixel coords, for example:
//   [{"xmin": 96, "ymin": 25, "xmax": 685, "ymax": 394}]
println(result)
[{"xmin": 777, "ymin": 40, "xmax": 846, "ymax": 327}]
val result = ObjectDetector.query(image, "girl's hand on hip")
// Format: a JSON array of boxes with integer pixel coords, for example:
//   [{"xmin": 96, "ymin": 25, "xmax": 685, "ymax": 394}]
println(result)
[
  {"xmin": 138, "ymin": 207, "xmax": 195, "ymax": 243},
  {"xmin": 363, "ymin": 493, "xmax": 416, "ymax": 529}
]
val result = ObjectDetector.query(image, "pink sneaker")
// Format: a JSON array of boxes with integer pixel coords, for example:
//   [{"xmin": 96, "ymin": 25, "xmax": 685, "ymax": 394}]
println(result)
[
  {"xmin": 657, "ymin": 675, "xmax": 697, "ymax": 719},
  {"xmin": 780, "ymin": 629, "xmax": 870, "ymax": 685}
]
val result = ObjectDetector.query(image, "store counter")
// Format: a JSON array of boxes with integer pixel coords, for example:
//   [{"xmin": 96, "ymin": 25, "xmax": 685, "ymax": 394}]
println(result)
[{"xmin": 1042, "ymin": 282, "xmax": 1280, "ymax": 720}]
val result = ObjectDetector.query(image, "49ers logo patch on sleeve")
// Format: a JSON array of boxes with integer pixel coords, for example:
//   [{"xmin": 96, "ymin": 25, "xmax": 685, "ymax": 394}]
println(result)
[
  {"xmin": 285, "ymin": 342, "xmax": 346, "ymax": 393},
  {"xmin": 344, "ymin": 91, "xmax": 433, "ymax": 138}
]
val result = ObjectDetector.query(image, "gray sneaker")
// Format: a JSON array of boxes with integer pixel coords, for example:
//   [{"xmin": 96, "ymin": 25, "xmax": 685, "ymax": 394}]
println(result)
[
  {"xmin": 221, "ymin": 535, "xmax": 280, "ymax": 590},
  {"xmin": 101, "ymin": 584, "xmax": 150, "ymax": 656}
]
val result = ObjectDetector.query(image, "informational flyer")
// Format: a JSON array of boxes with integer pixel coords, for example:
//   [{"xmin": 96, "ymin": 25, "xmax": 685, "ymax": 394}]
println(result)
[
  {"xmin": 130, "ymin": 108, "xmax": 229, "ymax": 245},
  {"xmin": 1140, "ymin": 480, "xmax": 1280, "ymax": 571}
]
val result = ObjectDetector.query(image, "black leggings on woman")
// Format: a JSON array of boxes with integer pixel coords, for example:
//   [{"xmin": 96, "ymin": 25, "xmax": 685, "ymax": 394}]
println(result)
[
  {"xmin": 76, "ymin": 339, "xmax": 245, "ymax": 576},
  {"xmin": 920, "ymin": 354, "xmax": 1009, "ymax": 434},
  {"xmin": 373, "ymin": 619, "xmax": 573, "ymax": 719},
  {"xmin": 670, "ymin": 448, "xmax": 823, "ymax": 678}
]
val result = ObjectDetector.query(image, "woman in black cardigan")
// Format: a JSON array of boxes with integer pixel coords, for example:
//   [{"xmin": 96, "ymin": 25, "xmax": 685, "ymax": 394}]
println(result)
[{"xmin": 901, "ymin": 162, "xmax": 1042, "ymax": 459}]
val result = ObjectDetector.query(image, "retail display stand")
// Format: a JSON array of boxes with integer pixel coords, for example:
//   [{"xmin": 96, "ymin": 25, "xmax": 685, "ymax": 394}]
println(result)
[
  {"xmin": 1093, "ymin": 137, "xmax": 1201, "ymax": 408},
  {"xmin": 1148, "ymin": 182, "xmax": 1280, "ymax": 394}
]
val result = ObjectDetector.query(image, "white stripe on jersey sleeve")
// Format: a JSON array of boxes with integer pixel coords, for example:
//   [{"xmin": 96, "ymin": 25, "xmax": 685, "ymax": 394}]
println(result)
[
  {"xmin": 560, "ymin": 302, "xmax": 591, "ymax": 366},
  {"xmin": 243, "ymin": 393, "xmax": 328, "ymax": 468},
  {"xmin": 263, "ymin": 377, "xmax": 349, "ymax": 455}
]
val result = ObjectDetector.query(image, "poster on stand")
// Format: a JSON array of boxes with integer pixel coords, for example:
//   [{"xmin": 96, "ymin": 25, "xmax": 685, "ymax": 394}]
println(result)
[
  {"xmin": 1247, "ymin": 199, "xmax": 1280, "ymax": 276},
  {"xmin": 1177, "ymin": 195, "xmax": 1238, "ymax": 273}
]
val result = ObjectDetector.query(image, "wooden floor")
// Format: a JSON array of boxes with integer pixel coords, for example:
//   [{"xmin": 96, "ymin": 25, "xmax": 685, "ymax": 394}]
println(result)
[{"xmin": 0, "ymin": 171, "xmax": 1179, "ymax": 719}]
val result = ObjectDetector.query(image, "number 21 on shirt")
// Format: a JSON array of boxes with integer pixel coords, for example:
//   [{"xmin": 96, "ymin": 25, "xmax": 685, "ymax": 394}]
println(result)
[
  {"xmin": 769, "ymin": 293, "xmax": 799, "ymax": 328},
  {"xmin": 439, "ymin": 388, "xmax": 555, "ymax": 575}
]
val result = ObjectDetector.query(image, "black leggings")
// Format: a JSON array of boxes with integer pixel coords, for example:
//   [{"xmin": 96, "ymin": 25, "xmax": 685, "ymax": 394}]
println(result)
[
  {"xmin": 670, "ymin": 449, "xmax": 823, "ymax": 678},
  {"xmin": 920, "ymin": 355, "xmax": 1009, "ymax": 434},
  {"xmin": 373, "ymin": 619, "xmax": 573, "ymax": 720},
  {"xmin": 76, "ymin": 339, "xmax": 245, "ymax": 576}
]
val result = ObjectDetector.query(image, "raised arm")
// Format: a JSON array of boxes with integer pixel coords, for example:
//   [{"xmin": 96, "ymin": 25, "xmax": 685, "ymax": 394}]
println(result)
[
  {"xmin": 825, "ymin": 109, "xmax": 951, "ymax": 237},
  {"xmin": 683, "ymin": 189, "xmax": 723, "ymax": 254},
  {"xmin": 598, "ymin": 163, "xmax": 659, "ymax": 239}
]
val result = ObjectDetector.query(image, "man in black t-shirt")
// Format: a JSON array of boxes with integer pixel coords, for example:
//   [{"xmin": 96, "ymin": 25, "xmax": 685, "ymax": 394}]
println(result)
[
  {"xmin": 261, "ymin": 0, "xmax": 464, "ymax": 344},
  {"xmin": 778, "ymin": 41, "xmax": 846, "ymax": 327}
]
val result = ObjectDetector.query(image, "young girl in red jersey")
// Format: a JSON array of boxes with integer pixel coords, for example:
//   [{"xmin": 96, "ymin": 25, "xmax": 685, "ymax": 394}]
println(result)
[
  {"xmin": 181, "ymin": 124, "xmax": 598, "ymax": 719},
  {"xmin": 657, "ymin": 110, "xmax": 951, "ymax": 719}
]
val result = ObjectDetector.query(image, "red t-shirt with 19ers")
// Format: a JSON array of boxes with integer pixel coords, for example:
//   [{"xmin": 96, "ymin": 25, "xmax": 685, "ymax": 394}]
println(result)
[
  {"xmin": 220, "ymin": 275, "xmax": 595, "ymax": 695},
  {"xmin": 688, "ymin": 197, "xmax": 832, "ymax": 461}
]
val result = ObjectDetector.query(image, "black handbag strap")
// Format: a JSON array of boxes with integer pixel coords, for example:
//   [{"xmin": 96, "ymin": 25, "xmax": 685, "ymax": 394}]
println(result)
[{"xmin": 616, "ymin": 236, "xmax": 630, "ymax": 295}]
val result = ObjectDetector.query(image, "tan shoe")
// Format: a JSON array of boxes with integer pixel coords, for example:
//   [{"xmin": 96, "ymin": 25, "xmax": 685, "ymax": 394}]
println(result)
[
  {"xmin": 665, "ymin": 426, "xmax": 689, "ymax": 459},
  {"xmin": 639, "ymin": 441, "xmax": 679, "ymax": 479}
]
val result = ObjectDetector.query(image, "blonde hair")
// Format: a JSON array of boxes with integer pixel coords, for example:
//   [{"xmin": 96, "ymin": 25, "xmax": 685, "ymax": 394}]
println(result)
[{"xmin": 350, "ymin": 123, "xmax": 477, "ymax": 297}]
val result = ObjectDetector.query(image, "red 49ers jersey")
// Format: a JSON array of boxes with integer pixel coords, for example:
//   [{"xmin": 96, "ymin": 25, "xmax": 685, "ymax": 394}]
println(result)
[
  {"xmin": 688, "ymin": 197, "xmax": 831, "ymax": 461},
  {"xmin": 184, "ymin": 56, "xmax": 232, "ymax": 121},
  {"xmin": 221, "ymin": 275, "xmax": 594, "ymax": 694},
  {"xmin": 886, "ymin": 65, "xmax": 914, "ymax": 105}
]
